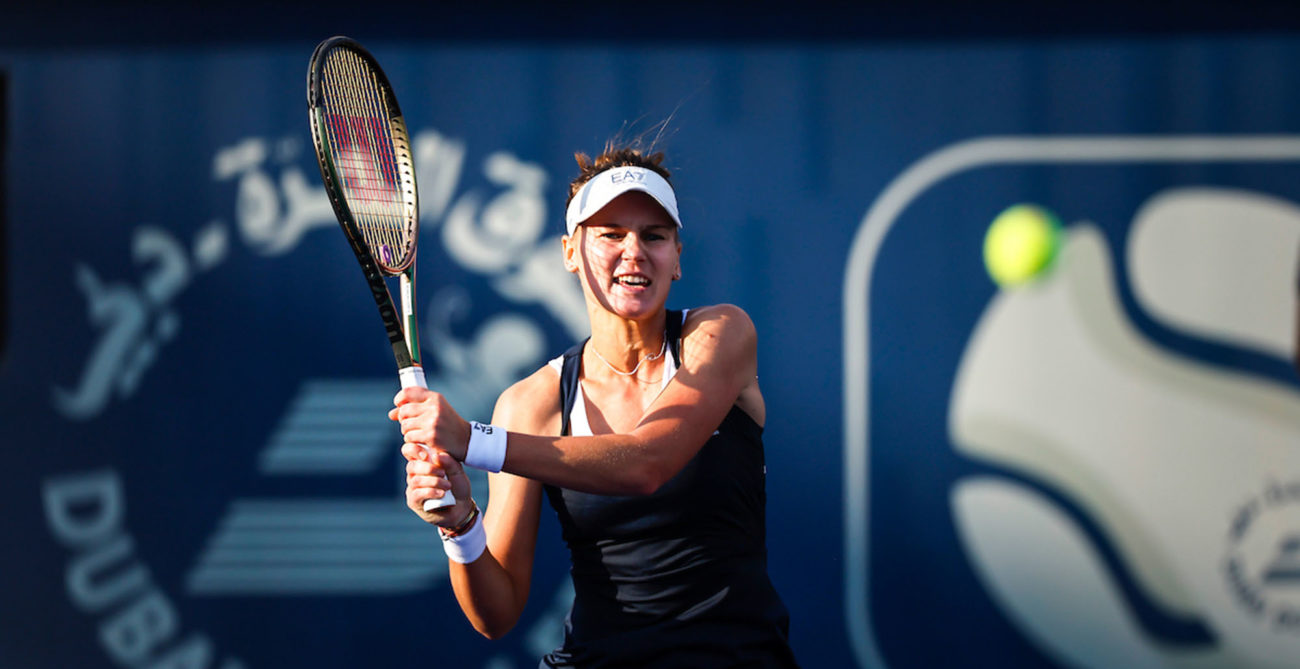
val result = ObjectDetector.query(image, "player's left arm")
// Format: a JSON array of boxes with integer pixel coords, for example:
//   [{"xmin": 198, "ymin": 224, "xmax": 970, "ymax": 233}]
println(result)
[{"xmin": 395, "ymin": 304, "xmax": 758, "ymax": 495}]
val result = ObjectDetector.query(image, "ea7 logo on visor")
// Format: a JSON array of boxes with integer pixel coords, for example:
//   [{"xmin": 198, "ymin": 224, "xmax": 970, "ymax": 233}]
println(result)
[{"xmin": 609, "ymin": 169, "xmax": 645, "ymax": 184}]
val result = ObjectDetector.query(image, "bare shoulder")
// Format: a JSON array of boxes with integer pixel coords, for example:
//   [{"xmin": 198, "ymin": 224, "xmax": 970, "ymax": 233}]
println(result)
[
  {"xmin": 679, "ymin": 304, "xmax": 758, "ymax": 372},
  {"xmin": 682, "ymin": 304, "xmax": 757, "ymax": 344},
  {"xmin": 492, "ymin": 364, "xmax": 563, "ymax": 435}
]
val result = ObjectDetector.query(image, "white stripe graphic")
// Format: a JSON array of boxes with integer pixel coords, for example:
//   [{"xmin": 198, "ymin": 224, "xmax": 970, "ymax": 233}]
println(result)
[
  {"xmin": 258, "ymin": 379, "xmax": 396, "ymax": 474},
  {"xmin": 187, "ymin": 377, "xmax": 497, "ymax": 596},
  {"xmin": 186, "ymin": 500, "xmax": 445, "ymax": 595}
]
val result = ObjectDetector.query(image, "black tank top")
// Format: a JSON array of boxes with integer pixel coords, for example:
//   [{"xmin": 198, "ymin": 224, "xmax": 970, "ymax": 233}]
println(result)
[{"xmin": 540, "ymin": 310, "xmax": 798, "ymax": 668}]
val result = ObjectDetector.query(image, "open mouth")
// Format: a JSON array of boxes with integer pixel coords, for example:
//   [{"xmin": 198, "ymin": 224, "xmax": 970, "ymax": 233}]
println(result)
[{"xmin": 615, "ymin": 275, "xmax": 651, "ymax": 288}]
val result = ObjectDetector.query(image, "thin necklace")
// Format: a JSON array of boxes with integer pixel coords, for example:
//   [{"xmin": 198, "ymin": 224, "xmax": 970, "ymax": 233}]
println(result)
[{"xmin": 590, "ymin": 335, "xmax": 667, "ymax": 376}]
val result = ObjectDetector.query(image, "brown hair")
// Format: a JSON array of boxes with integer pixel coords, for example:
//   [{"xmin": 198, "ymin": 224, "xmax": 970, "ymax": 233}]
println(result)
[{"xmin": 565, "ymin": 140, "xmax": 673, "ymax": 210}]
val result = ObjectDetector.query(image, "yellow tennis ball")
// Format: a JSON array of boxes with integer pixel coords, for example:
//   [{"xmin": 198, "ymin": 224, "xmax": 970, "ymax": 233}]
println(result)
[{"xmin": 983, "ymin": 204, "xmax": 1062, "ymax": 287}]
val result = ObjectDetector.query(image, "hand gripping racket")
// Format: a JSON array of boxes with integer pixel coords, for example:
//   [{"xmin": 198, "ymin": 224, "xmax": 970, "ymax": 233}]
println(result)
[{"xmin": 307, "ymin": 36, "xmax": 455, "ymax": 510}]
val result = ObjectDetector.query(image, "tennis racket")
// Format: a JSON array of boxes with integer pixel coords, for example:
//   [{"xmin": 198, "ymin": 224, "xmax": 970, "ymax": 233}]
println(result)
[{"xmin": 307, "ymin": 36, "xmax": 455, "ymax": 510}]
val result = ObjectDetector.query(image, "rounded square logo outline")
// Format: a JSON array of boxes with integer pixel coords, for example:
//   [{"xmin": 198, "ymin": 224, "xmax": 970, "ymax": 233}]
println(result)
[{"xmin": 841, "ymin": 134, "xmax": 1300, "ymax": 669}]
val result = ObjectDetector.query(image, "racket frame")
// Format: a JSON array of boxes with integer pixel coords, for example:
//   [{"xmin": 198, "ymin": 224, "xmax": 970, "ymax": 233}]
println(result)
[
  {"xmin": 308, "ymin": 36, "xmax": 421, "ymax": 371},
  {"xmin": 308, "ymin": 36, "xmax": 454, "ymax": 511}
]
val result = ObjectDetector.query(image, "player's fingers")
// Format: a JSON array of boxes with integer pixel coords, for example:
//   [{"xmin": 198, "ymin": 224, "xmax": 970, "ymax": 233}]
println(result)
[
  {"xmin": 402, "ymin": 428, "xmax": 431, "ymax": 447},
  {"xmin": 392, "ymin": 387, "xmax": 431, "ymax": 407},
  {"xmin": 414, "ymin": 457, "xmax": 447, "ymax": 480},
  {"xmin": 406, "ymin": 474, "xmax": 446, "ymax": 500},
  {"xmin": 409, "ymin": 475, "xmax": 450, "ymax": 490},
  {"xmin": 406, "ymin": 487, "xmax": 430, "ymax": 514},
  {"xmin": 405, "ymin": 480, "xmax": 458, "ymax": 523},
  {"xmin": 398, "ymin": 403, "xmax": 441, "ymax": 426},
  {"xmin": 406, "ymin": 458, "xmax": 434, "ymax": 476},
  {"xmin": 434, "ymin": 452, "xmax": 473, "ymax": 498},
  {"xmin": 437, "ymin": 451, "xmax": 466, "ymax": 478},
  {"xmin": 400, "ymin": 442, "xmax": 427, "ymax": 462},
  {"xmin": 407, "ymin": 491, "xmax": 448, "ymax": 519}
]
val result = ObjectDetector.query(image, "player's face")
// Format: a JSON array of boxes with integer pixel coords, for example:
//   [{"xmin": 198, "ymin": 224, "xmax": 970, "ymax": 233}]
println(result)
[{"xmin": 564, "ymin": 192, "xmax": 682, "ymax": 321}]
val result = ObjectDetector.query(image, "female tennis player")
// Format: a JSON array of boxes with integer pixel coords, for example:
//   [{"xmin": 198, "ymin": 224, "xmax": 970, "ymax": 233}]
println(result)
[{"xmin": 391, "ymin": 142, "xmax": 799, "ymax": 667}]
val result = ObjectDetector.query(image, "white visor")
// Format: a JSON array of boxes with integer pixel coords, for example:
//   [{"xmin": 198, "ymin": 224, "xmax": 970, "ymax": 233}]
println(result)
[{"xmin": 564, "ymin": 166, "xmax": 682, "ymax": 235}]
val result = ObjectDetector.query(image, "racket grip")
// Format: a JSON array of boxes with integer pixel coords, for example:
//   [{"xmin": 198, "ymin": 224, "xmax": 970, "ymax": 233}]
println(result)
[
  {"xmin": 398, "ymin": 366, "xmax": 459, "ymax": 511},
  {"xmin": 424, "ymin": 492, "xmax": 457, "ymax": 511},
  {"xmin": 399, "ymin": 366, "xmax": 428, "ymax": 390}
]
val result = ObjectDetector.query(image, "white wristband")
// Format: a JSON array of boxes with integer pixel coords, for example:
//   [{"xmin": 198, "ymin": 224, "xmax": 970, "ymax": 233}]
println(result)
[
  {"xmin": 440, "ymin": 514, "xmax": 486, "ymax": 564},
  {"xmin": 464, "ymin": 421, "xmax": 506, "ymax": 473}
]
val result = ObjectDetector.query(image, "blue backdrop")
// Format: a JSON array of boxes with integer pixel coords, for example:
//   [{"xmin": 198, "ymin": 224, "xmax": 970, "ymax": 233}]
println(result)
[{"xmin": 4, "ymin": 25, "xmax": 1300, "ymax": 669}]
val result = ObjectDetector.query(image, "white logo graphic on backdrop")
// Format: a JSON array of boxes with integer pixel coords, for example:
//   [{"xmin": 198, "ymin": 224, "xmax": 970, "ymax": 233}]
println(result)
[
  {"xmin": 47, "ymin": 127, "xmax": 587, "ymax": 667},
  {"xmin": 217, "ymin": 136, "xmax": 336, "ymax": 256},
  {"xmin": 44, "ymin": 469, "xmax": 246, "ymax": 669},
  {"xmin": 52, "ymin": 223, "xmax": 228, "ymax": 419},
  {"xmin": 53, "ymin": 130, "xmax": 586, "ymax": 420},
  {"xmin": 844, "ymin": 137, "xmax": 1300, "ymax": 669},
  {"xmin": 187, "ymin": 378, "xmax": 455, "ymax": 595},
  {"xmin": 951, "ymin": 201, "xmax": 1300, "ymax": 668},
  {"xmin": 184, "ymin": 129, "xmax": 583, "ymax": 603}
]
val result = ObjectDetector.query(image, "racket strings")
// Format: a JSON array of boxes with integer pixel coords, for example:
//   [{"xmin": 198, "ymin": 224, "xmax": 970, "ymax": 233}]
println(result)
[{"xmin": 319, "ymin": 49, "xmax": 414, "ymax": 270}]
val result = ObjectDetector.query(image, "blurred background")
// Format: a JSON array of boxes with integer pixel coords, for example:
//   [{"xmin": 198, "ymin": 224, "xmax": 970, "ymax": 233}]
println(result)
[{"xmin": 5, "ymin": 2, "xmax": 1300, "ymax": 667}]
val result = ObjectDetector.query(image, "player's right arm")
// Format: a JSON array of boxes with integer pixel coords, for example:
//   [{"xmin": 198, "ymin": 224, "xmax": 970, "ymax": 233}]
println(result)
[{"xmin": 405, "ymin": 366, "xmax": 559, "ymax": 639}]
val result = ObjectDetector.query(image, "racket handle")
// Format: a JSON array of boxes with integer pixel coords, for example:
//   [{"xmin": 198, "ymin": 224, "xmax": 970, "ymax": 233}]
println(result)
[
  {"xmin": 398, "ymin": 366, "xmax": 458, "ymax": 511},
  {"xmin": 423, "ymin": 489, "xmax": 457, "ymax": 511}
]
